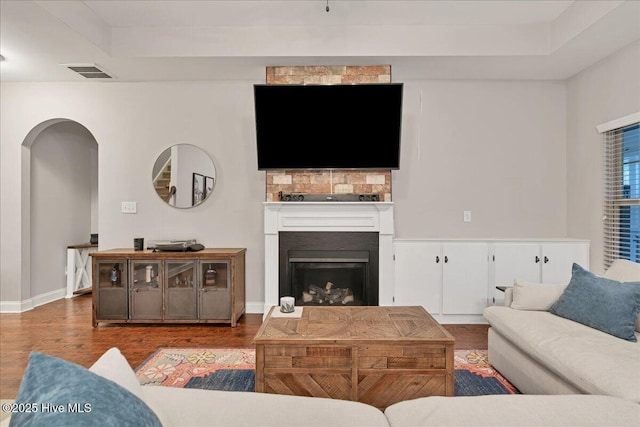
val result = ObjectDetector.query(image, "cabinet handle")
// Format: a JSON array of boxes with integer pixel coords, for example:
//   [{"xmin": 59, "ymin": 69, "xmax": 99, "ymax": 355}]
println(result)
[
  {"xmin": 435, "ymin": 256, "xmax": 440, "ymax": 263},
  {"xmin": 544, "ymin": 256, "xmax": 549, "ymax": 264},
  {"xmin": 535, "ymin": 256, "xmax": 540, "ymax": 263},
  {"xmin": 444, "ymin": 256, "xmax": 449, "ymax": 263}
]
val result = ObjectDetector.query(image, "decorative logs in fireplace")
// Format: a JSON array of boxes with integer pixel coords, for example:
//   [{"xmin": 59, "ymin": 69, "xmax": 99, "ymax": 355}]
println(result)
[{"xmin": 302, "ymin": 282, "xmax": 355, "ymax": 305}]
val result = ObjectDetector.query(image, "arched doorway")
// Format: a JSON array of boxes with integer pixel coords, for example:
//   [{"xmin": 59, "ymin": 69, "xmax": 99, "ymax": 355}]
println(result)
[{"xmin": 22, "ymin": 119, "xmax": 98, "ymax": 307}]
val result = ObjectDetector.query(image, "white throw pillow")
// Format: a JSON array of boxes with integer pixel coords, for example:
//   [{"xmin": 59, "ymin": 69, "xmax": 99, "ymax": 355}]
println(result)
[
  {"xmin": 89, "ymin": 347, "xmax": 172, "ymax": 427},
  {"xmin": 510, "ymin": 279, "xmax": 566, "ymax": 311},
  {"xmin": 89, "ymin": 347, "xmax": 143, "ymax": 398},
  {"xmin": 602, "ymin": 259, "xmax": 640, "ymax": 282}
]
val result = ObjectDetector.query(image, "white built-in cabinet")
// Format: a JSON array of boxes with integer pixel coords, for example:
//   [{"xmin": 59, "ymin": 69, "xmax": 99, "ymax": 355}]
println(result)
[
  {"xmin": 490, "ymin": 241, "xmax": 590, "ymax": 304},
  {"xmin": 394, "ymin": 242, "xmax": 442, "ymax": 314},
  {"xmin": 393, "ymin": 239, "xmax": 590, "ymax": 323},
  {"xmin": 441, "ymin": 243, "xmax": 490, "ymax": 315}
]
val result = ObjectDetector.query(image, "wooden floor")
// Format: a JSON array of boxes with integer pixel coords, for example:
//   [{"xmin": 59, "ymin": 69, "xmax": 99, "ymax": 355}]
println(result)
[{"xmin": 0, "ymin": 295, "xmax": 488, "ymax": 398}]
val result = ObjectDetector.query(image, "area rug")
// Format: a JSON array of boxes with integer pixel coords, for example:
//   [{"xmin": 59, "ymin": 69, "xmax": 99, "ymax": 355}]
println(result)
[
  {"xmin": 454, "ymin": 349, "xmax": 519, "ymax": 395},
  {"xmin": 135, "ymin": 348, "xmax": 519, "ymax": 396}
]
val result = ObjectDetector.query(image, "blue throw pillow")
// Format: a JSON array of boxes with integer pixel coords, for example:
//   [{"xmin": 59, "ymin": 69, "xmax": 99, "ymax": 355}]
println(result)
[
  {"xmin": 9, "ymin": 352, "xmax": 162, "ymax": 427},
  {"xmin": 549, "ymin": 263, "xmax": 640, "ymax": 342}
]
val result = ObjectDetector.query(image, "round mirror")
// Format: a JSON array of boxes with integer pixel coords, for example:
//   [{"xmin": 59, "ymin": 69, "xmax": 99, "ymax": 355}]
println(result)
[{"xmin": 152, "ymin": 144, "xmax": 216, "ymax": 208}]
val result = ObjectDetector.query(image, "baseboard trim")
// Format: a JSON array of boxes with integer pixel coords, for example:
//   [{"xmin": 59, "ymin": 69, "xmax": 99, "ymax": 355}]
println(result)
[
  {"xmin": 246, "ymin": 301, "xmax": 264, "ymax": 314},
  {"xmin": 432, "ymin": 313, "xmax": 488, "ymax": 324},
  {"xmin": 0, "ymin": 300, "xmax": 33, "ymax": 313},
  {"xmin": 32, "ymin": 288, "xmax": 66, "ymax": 308},
  {"xmin": 0, "ymin": 288, "xmax": 65, "ymax": 313}
]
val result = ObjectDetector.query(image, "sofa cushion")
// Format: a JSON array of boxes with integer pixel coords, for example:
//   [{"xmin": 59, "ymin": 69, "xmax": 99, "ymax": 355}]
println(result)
[
  {"xmin": 141, "ymin": 385, "xmax": 390, "ymax": 427},
  {"xmin": 484, "ymin": 306, "xmax": 640, "ymax": 402},
  {"xmin": 549, "ymin": 263, "xmax": 640, "ymax": 341},
  {"xmin": 384, "ymin": 395, "xmax": 640, "ymax": 427},
  {"xmin": 603, "ymin": 259, "xmax": 640, "ymax": 332},
  {"xmin": 510, "ymin": 279, "xmax": 565, "ymax": 311},
  {"xmin": 10, "ymin": 352, "xmax": 162, "ymax": 427}
]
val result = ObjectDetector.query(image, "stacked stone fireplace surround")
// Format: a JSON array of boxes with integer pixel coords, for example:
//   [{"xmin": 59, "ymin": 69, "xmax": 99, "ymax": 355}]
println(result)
[{"xmin": 263, "ymin": 65, "xmax": 395, "ymax": 315}]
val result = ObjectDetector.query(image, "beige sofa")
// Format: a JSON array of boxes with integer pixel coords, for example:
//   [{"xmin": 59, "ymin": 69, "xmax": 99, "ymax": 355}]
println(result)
[{"xmin": 484, "ymin": 259, "xmax": 640, "ymax": 402}]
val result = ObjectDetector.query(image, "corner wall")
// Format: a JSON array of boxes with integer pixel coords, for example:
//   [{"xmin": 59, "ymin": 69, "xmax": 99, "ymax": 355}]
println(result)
[{"xmin": 566, "ymin": 41, "xmax": 640, "ymax": 274}]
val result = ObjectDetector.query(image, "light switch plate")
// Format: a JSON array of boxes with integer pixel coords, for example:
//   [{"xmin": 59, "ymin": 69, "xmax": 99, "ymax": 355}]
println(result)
[
  {"xmin": 463, "ymin": 210, "xmax": 472, "ymax": 222},
  {"xmin": 122, "ymin": 201, "xmax": 137, "ymax": 214}
]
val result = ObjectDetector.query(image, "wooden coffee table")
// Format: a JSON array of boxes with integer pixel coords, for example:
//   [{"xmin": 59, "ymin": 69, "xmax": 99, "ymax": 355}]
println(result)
[{"xmin": 253, "ymin": 306, "xmax": 455, "ymax": 410}]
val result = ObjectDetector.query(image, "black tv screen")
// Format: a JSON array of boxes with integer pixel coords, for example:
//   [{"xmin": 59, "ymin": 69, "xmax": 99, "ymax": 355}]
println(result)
[{"xmin": 254, "ymin": 83, "xmax": 403, "ymax": 170}]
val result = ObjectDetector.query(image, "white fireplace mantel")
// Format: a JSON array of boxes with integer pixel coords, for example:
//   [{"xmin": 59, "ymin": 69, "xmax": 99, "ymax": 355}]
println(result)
[{"xmin": 263, "ymin": 202, "xmax": 395, "ymax": 315}]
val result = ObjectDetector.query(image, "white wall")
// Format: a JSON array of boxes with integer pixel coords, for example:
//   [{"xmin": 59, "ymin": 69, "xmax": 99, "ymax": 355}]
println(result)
[
  {"xmin": 394, "ymin": 80, "xmax": 567, "ymax": 238},
  {"xmin": 0, "ymin": 81, "xmax": 266, "ymax": 308},
  {"xmin": 30, "ymin": 121, "xmax": 96, "ymax": 297},
  {"xmin": 1, "ymin": 77, "xmax": 573, "ymax": 310},
  {"xmin": 566, "ymin": 41, "xmax": 640, "ymax": 274}
]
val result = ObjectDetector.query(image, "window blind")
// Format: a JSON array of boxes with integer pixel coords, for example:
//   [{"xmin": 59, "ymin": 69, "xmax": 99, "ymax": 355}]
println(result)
[{"xmin": 603, "ymin": 123, "xmax": 640, "ymax": 268}]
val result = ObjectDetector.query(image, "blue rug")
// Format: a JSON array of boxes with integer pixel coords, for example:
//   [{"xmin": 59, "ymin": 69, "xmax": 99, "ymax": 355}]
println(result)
[
  {"xmin": 185, "ymin": 369, "xmax": 255, "ymax": 392},
  {"xmin": 454, "ymin": 369, "xmax": 517, "ymax": 396}
]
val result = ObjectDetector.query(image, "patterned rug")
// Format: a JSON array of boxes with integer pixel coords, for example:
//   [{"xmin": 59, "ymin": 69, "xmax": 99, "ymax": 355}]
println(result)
[
  {"xmin": 454, "ymin": 349, "xmax": 519, "ymax": 395},
  {"xmin": 135, "ymin": 348, "xmax": 519, "ymax": 396}
]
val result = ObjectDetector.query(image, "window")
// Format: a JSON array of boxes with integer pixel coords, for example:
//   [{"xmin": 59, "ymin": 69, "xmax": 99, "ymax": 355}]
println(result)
[{"xmin": 603, "ymin": 123, "xmax": 640, "ymax": 267}]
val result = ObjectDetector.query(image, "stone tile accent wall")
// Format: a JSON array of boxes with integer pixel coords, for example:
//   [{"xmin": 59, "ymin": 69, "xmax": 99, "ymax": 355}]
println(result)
[
  {"xmin": 266, "ymin": 170, "xmax": 392, "ymax": 202},
  {"xmin": 264, "ymin": 65, "xmax": 393, "ymax": 202}
]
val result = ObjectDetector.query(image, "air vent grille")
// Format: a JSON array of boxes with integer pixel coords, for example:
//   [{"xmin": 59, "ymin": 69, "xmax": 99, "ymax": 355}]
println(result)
[
  {"xmin": 80, "ymin": 72, "xmax": 111, "ymax": 79},
  {"xmin": 62, "ymin": 63, "xmax": 112, "ymax": 79},
  {"xmin": 68, "ymin": 66, "xmax": 102, "ymax": 73}
]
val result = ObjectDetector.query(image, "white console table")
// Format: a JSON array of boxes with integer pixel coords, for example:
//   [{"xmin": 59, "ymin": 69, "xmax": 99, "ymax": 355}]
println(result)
[{"xmin": 66, "ymin": 243, "xmax": 98, "ymax": 298}]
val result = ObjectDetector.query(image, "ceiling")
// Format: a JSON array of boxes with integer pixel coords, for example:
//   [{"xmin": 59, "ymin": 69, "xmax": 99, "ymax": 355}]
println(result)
[{"xmin": 1, "ymin": 0, "xmax": 639, "ymax": 82}]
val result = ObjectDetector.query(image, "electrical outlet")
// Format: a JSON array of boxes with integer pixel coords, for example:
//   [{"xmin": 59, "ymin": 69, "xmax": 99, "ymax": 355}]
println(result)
[
  {"xmin": 464, "ymin": 210, "xmax": 472, "ymax": 222},
  {"xmin": 121, "ymin": 201, "xmax": 137, "ymax": 214}
]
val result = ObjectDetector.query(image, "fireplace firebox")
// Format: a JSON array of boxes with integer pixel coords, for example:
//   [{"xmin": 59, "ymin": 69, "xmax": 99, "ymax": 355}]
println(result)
[{"xmin": 279, "ymin": 232, "xmax": 379, "ymax": 306}]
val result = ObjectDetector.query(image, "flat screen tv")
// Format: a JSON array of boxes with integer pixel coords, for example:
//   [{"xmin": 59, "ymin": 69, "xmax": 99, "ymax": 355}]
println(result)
[{"xmin": 254, "ymin": 83, "xmax": 403, "ymax": 170}]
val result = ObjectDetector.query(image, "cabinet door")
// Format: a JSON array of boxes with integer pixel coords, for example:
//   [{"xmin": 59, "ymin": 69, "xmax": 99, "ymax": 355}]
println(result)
[
  {"xmin": 199, "ymin": 260, "xmax": 231, "ymax": 319},
  {"xmin": 96, "ymin": 259, "xmax": 128, "ymax": 320},
  {"xmin": 129, "ymin": 260, "xmax": 163, "ymax": 319},
  {"xmin": 165, "ymin": 260, "xmax": 197, "ymax": 320},
  {"xmin": 442, "ymin": 243, "xmax": 489, "ymax": 315},
  {"xmin": 492, "ymin": 243, "xmax": 541, "ymax": 303},
  {"xmin": 541, "ymin": 243, "xmax": 589, "ymax": 284},
  {"xmin": 394, "ymin": 241, "xmax": 442, "ymax": 314}
]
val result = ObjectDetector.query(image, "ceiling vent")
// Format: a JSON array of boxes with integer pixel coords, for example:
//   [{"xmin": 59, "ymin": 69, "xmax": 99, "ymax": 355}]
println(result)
[{"xmin": 62, "ymin": 63, "xmax": 112, "ymax": 79}]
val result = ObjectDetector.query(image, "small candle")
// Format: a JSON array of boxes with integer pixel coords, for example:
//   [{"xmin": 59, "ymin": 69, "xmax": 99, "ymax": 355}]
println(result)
[{"xmin": 280, "ymin": 296, "xmax": 295, "ymax": 313}]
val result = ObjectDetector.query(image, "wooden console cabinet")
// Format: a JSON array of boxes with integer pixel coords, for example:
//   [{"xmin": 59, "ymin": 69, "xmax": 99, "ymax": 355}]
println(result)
[{"xmin": 91, "ymin": 248, "xmax": 245, "ymax": 327}]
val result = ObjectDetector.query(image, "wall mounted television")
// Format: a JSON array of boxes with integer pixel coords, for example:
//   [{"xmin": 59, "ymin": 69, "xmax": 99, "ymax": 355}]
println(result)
[{"xmin": 254, "ymin": 83, "xmax": 403, "ymax": 170}]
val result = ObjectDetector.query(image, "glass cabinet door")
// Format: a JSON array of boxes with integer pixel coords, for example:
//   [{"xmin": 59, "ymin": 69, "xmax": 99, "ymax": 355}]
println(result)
[
  {"xmin": 165, "ymin": 260, "xmax": 197, "ymax": 319},
  {"xmin": 130, "ymin": 260, "xmax": 163, "ymax": 319},
  {"xmin": 96, "ymin": 259, "xmax": 128, "ymax": 319},
  {"xmin": 198, "ymin": 260, "xmax": 231, "ymax": 319}
]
